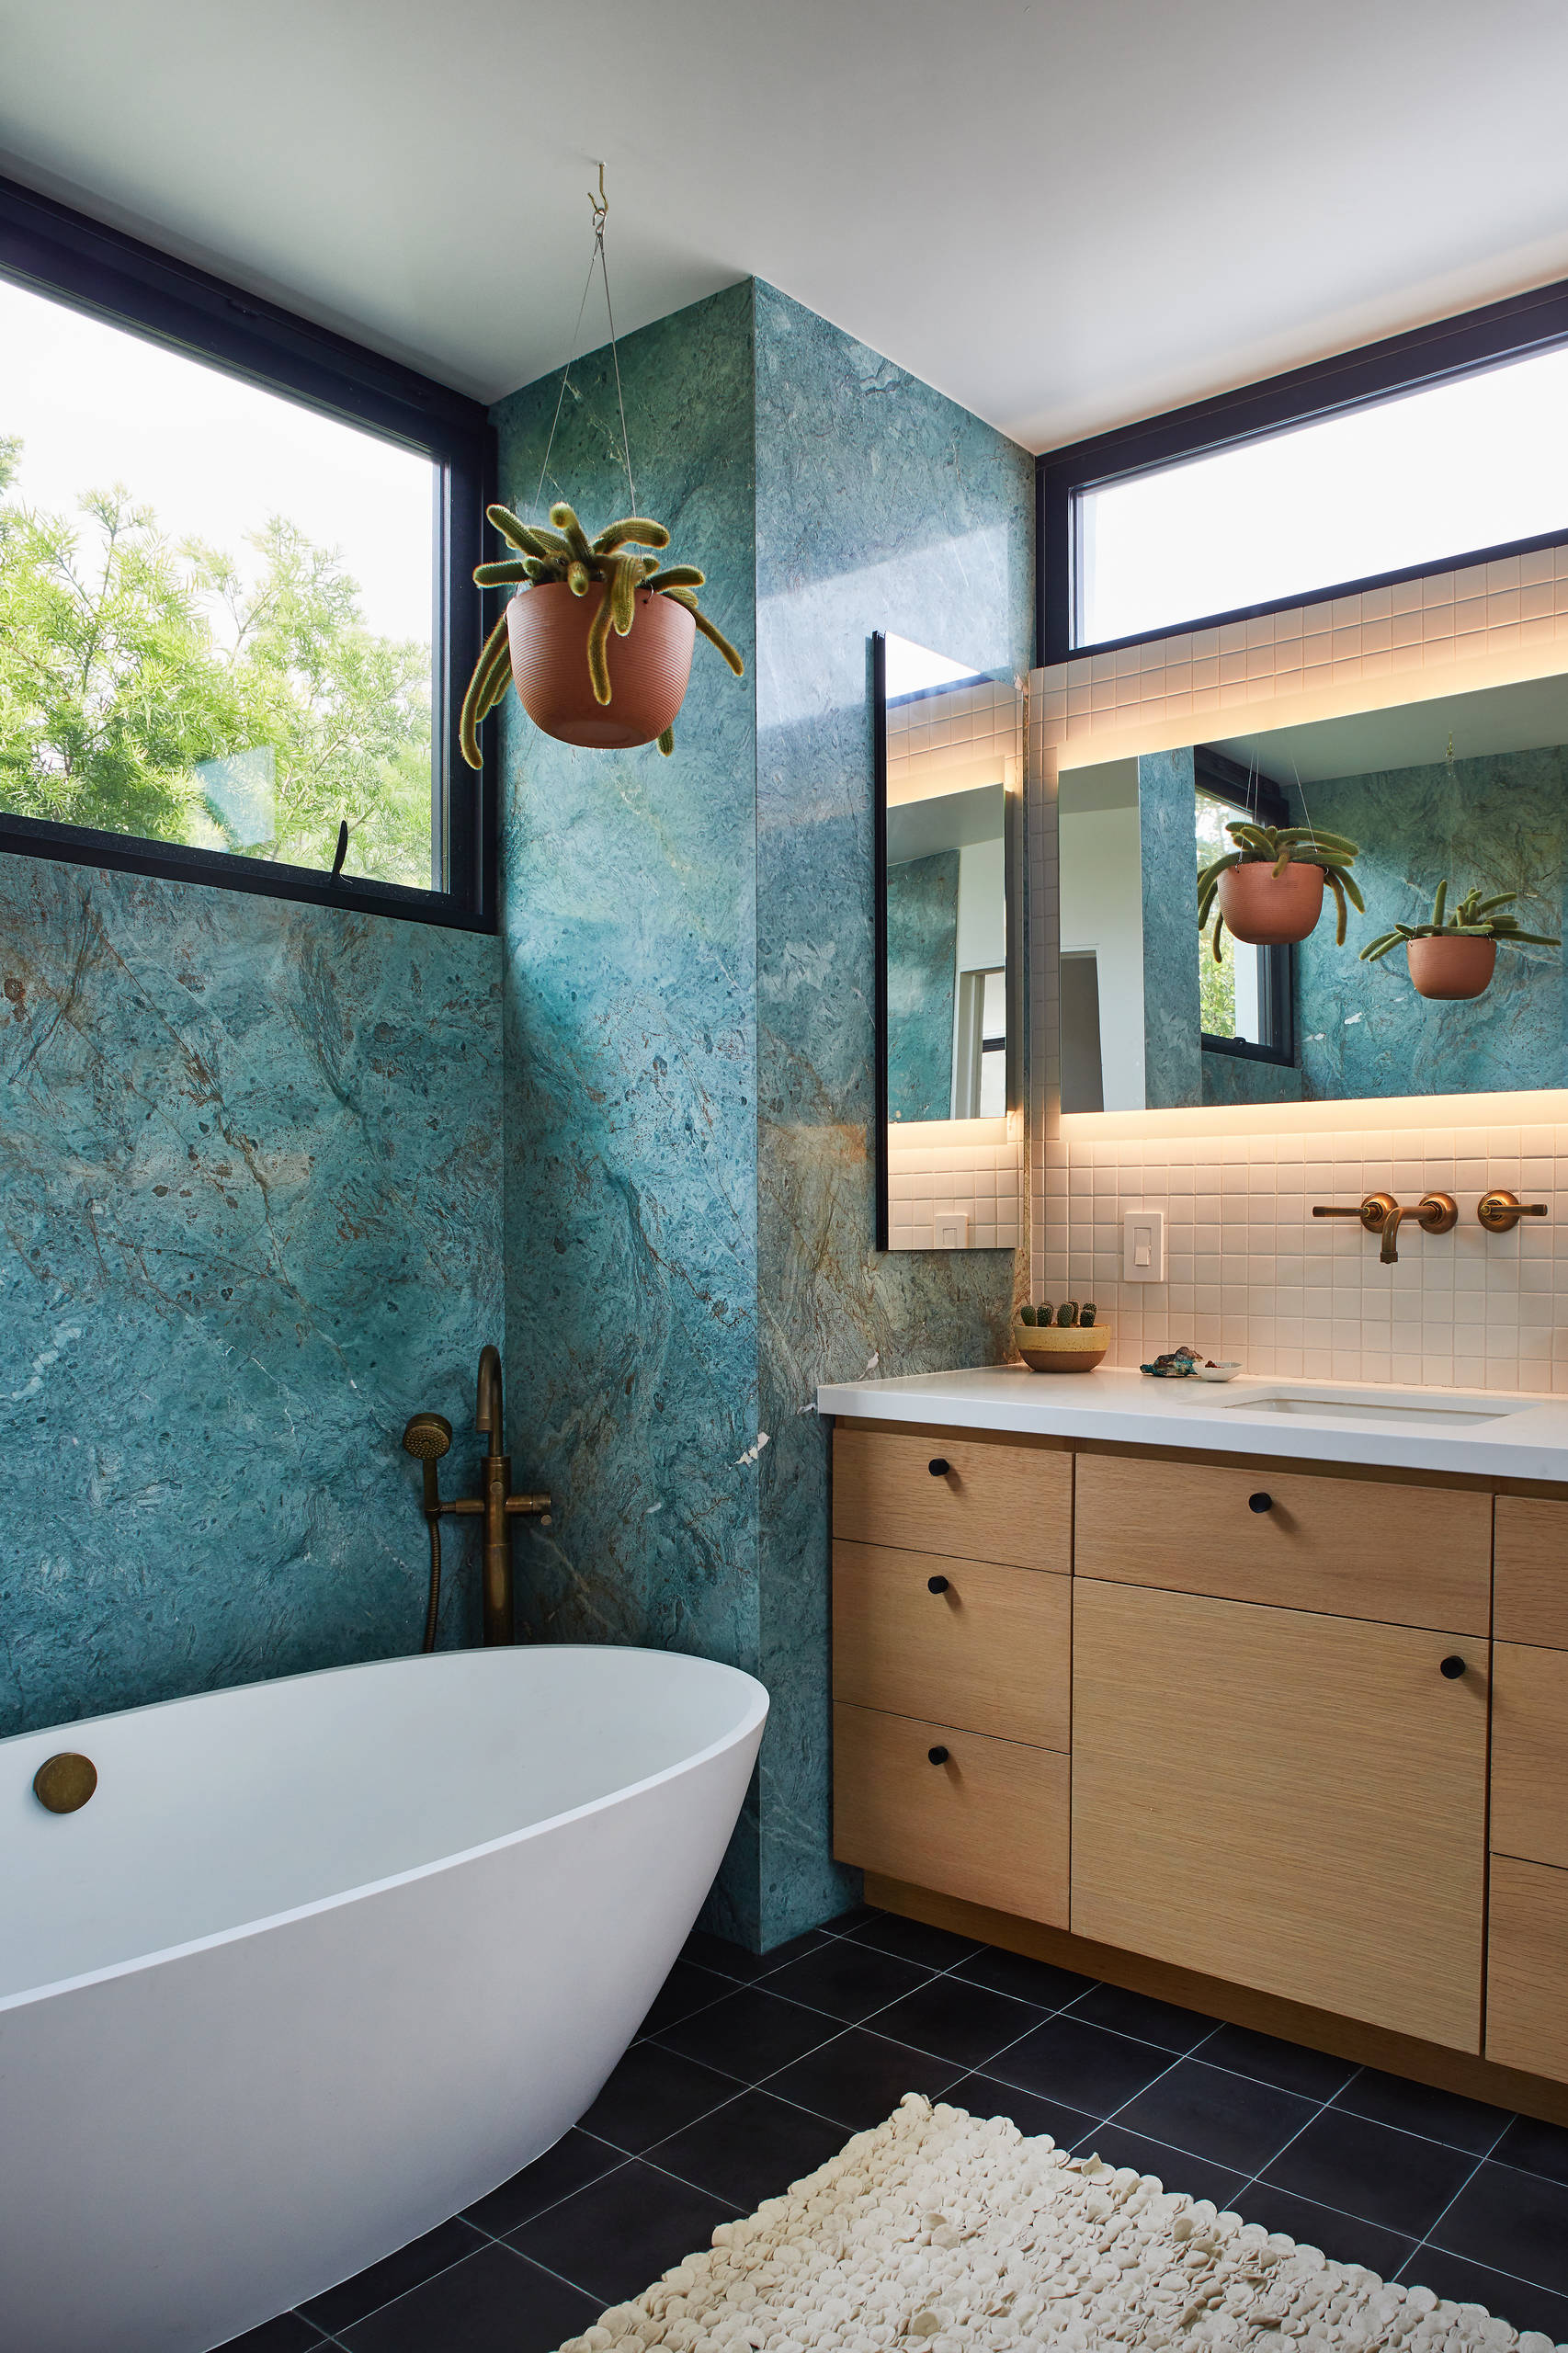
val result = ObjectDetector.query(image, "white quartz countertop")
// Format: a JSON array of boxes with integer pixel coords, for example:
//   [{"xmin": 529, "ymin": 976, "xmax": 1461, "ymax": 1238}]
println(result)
[{"xmin": 815, "ymin": 1363, "xmax": 1568, "ymax": 1482}]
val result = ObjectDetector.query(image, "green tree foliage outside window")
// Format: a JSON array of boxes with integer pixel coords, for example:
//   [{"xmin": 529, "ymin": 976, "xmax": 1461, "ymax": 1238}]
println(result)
[{"xmin": 0, "ymin": 435, "xmax": 432, "ymax": 887}]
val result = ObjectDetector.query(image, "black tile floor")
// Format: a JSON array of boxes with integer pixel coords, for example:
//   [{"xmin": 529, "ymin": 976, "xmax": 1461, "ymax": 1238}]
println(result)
[{"xmin": 227, "ymin": 1904, "xmax": 1568, "ymax": 2351}]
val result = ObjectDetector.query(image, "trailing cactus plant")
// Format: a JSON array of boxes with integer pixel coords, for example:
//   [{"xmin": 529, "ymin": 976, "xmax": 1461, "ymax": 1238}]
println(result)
[
  {"xmin": 1198, "ymin": 822, "xmax": 1364, "ymax": 959},
  {"xmin": 459, "ymin": 500, "xmax": 744, "ymax": 766},
  {"xmin": 1358, "ymin": 881, "xmax": 1561, "ymax": 964}
]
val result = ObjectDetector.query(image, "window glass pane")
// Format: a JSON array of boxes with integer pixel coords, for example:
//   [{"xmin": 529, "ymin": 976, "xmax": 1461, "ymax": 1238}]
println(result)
[
  {"xmin": 1197, "ymin": 790, "xmax": 1266, "ymax": 1044},
  {"xmin": 0, "ymin": 278, "xmax": 436, "ymax": 886},
  {"xmin": 1077, "ymin": 343, "xmax": 1568, "ymax": 648}
]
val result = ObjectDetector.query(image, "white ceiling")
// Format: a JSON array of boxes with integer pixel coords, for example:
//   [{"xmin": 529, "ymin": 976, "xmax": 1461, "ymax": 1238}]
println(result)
[{"xmin": 6, "ymin": 0, "xmax": 1568, "ymax": 450}]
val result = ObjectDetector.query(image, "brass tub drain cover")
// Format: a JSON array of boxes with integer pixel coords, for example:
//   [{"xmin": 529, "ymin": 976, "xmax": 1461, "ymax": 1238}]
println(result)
[{"xmin": 33, "ymin": 1752, "xmax": 97, "ymax": 1813}]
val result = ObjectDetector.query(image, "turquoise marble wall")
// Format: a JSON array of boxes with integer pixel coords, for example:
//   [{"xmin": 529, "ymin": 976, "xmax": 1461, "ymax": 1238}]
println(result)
[
  {"xmin": 0, "ymin": 854, "xmax": 503, "ymax": 1738},
  {"xmin": 494, "ymin": 278, "xmax": 1031, "ymax": 1947},
  {"xmin": 887, "ymin": 850, "xmax": 959, "ymax": 1120},
  {"xmin": 1139, "ymin": 748, "xmax": 1202, "ymax": 1108},
  {"xmin": 1297, "ymin": 747, "xmax": 1568, "ymax": 1100},
  {"xmin": 1201, "ymin": 1049, "xmax": 1303, "ymax": 1105}
]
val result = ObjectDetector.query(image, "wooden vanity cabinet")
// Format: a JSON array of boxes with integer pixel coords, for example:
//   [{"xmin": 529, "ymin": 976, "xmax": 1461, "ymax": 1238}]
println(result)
[
  {"xmin": 1486, "ymin": 1499, "xmax": 1568, "ymax": 2078},
  {"xmin": 830, "ymin": 1421, "xmax": 1072, "ymax": 1926},
  {"xmin": 831, "ymin": 1420, "xmax": 1566, "ymax": 2095},
  {"xmin": 1071, "ymin": 1578, "xmax": 1488, "ymax": 2051}
]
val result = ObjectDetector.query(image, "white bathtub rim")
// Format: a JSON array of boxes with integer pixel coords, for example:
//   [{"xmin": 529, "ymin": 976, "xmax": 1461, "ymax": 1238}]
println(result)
[{"xmin": 2, "ymin": 1644, "xmax": 768, "ymax": 2018}]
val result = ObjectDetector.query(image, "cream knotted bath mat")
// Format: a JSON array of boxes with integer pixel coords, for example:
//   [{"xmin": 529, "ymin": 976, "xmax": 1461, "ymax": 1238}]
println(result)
[{"xmin": 559, "ymin": 2094, "xmax": 1562, "ymax": 2353}]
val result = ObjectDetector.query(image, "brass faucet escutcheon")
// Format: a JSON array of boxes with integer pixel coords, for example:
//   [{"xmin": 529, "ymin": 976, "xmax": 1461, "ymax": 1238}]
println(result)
[
  {"xmin": 1312, "ymin": 1190, "xmax": 1458, "ymax": 1265},
  {"xmin": 402, "ymin": 1346, "xmax": 552, "ymax": 1650},
  {"xmin": 1477, "ymin": 1188, "xmax": 1549, "ymax": 1234}
]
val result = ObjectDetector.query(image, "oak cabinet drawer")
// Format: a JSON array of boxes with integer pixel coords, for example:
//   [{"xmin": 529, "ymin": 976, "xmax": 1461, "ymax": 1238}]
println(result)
[
  {"xmin": 1494, "ymin": 1499, "xmax": 1568, "ymax": 1649},
  {"xmin": 833, "ymin": 1701, "xmax": 1068, "ymax": 1926},
  {"xmin": 1486, "ymin": 1856, "xmax": 1568, "ymax": 2084},
  {"xmin": 1071, "ymin": 1578, "xmax": 1487, "ymax": 2051},
  {"xmin": 1074, "ymin": 1453, "xmax": 1490, "ymax": 1633},
  {"xmin": 833, "ymin": 1424, "xmax": 1071, "ymax": 1572},
  {"xmin": 1492, "ymin": 1643, "xmax": 1568, "ymax": 1870},
  {"xmin": 833, "ymin": 1541, "xmax": 1070, "ymax": 1750}
]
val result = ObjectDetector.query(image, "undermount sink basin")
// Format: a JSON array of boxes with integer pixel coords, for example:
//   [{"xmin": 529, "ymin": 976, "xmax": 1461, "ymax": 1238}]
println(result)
[{"xmin": 1227, "ymin": 1388, "xmax": 1521, "ymax": 1429}]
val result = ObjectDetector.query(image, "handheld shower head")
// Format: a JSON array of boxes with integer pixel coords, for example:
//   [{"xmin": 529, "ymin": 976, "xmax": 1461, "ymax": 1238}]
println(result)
[
  {"xmin": 402, "ymin": 1412, "xmax": 452, "ymax": 1462},
  {"xmin": 403, "ymin": 1412, "xmax": 452, "ymax": 1522},
  {"xmin": 403, "ymin": 1412, "xmax": 452, "ymax": 1657}
]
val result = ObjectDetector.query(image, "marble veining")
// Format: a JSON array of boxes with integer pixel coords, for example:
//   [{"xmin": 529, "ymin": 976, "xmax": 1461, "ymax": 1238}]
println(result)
[
  {"xmin": 0, "ymin": 854, "xmax": 502, "ymax": 1737},
  {"xmin": 1295, "ymin": 746, "xmax": 1568, "ymax": 1100},
  {"xmin": 887, "ymin": 849, "xmax": 960, "ymax": 1120}
]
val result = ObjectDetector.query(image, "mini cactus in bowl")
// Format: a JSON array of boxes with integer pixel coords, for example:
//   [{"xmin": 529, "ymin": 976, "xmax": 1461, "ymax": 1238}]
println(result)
[{"xmin": 1014, "ymin": 1298, "xmax": 1110, "ymax": 1374}]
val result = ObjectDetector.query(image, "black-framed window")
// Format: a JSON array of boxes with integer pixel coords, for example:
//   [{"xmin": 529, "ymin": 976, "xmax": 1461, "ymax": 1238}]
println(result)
[
  {"xmin": 0, "ymin": 174, "xmax": 495, "ymax": 931},
  {"xmin": 1037, "ymin": 269, "xmax": 1568, "ymax": 669},
  {"xmin": 1195, "ymin": 748, "xmax": 1292, "ymax": 1069}
]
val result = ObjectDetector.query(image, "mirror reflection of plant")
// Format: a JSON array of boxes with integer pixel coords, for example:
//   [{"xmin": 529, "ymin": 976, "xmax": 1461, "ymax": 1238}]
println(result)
[
  {"xmin": 1358, "ymin": 881, "xmax": 1562, "ymax": 964},
  {"xmin": 459, "ymin": 501, "xmax": 744, "ymax": 765},
  {"xmin": 1197, "ymin": 822, "xmax": 1364, "ymax": 959}
]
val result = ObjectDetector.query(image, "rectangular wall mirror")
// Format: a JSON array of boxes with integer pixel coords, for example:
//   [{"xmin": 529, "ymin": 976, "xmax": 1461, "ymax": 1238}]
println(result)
[
  {"xmin": 874, "ymin": 632, "xmax": 1021, "ymax": 1250},
  {"xmin": 1059, "ymin": 666, "xmax": 1568, "ymax": 1112}
]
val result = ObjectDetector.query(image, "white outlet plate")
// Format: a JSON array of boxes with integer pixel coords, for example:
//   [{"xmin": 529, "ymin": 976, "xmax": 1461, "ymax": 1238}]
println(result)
[
  {"xmin": 1122, "ymin": 1206, "xmax": 1166, "ymax": 1283},
  {"xmin": 933, "ymin": 1211, "xmax": 971, "ymax": 1249}
]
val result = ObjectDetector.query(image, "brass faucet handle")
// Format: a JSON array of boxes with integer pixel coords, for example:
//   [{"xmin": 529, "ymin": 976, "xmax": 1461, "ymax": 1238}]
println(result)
[
  {"xmin": 1478, "ymin": 1188, "xmax": 1550, "ymax": 1233},
  {"xmin": 1312, "ymin": 1191, "xmax": 1397, "ymax": 1233},
  {"xmin": 505, "ymin": 1491, "xmax": 553, "ymax": 1526}
]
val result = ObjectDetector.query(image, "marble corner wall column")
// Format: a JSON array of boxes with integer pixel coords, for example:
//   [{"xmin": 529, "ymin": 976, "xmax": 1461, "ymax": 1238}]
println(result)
[
  {"xmin": 492, "ymin": 284, "xmax": 766, "ymax": 1943},
  {"xmin": 1139, "ymin": 746, "xmax": 1202, "ymax": 1108},
  {"xmin": 492, "ymin": 278, "xmax": 1033, "ymax": 1949},
  {"xmin": 0, "ymin": 856, "xmax": 504, "ymax": 1737}
]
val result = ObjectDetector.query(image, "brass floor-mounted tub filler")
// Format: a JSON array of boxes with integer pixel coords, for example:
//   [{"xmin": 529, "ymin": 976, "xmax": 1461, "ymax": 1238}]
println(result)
[{"xmin": 403, "ymin": 1345, "xmax": 551, "ymax": 1647}]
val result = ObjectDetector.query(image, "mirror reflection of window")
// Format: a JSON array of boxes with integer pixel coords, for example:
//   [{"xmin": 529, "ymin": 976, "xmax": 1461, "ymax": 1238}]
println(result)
[
  {"xmin": 1197, "ymin": 788, "xmax": 1269, "ymax": 1048},
  {"xmin": 882, "ymin": 633, "xmax": 1014, "ymax": 1129}
]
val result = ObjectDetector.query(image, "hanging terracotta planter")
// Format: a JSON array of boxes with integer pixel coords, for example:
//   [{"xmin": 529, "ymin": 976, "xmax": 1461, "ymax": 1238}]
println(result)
[
  {"xmin": 1215, "ymin": 858, "xmax": 1325, "ymax": 946},
  {"xmin": 1405, "ymin": 934, "xmax": 1497, "ymax": 1000},
  {"xmin": 1360, "ymin": 881, "xmax": 1559, "ymax": 999},
  {"xmin": 1199, "ymin": 822, "xmax": 1363, "ymax": 959},
  {"xmin": 506, "ymin": 582, "xmax": 696, "ymax": 749}
]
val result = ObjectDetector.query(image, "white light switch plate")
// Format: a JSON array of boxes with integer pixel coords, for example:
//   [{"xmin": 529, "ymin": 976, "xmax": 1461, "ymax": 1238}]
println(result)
[
  {"xmin": 1122, "ymin": 1206, "xmax": 1166, "ymax": 1283},
  {"xmin": 933, "ymin": 1211, "xmax": 971, "ymax": 1249}
]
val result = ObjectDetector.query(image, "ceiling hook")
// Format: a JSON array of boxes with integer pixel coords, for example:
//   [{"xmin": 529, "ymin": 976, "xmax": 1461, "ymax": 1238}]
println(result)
[{"xmin": 589, "ymin": 161, "xmax": 608, "ymax": 233}]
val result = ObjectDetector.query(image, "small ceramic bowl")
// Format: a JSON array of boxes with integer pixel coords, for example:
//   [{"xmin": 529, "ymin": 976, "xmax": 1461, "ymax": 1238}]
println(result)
[
  {"xmin": 1194, "ymin": 1361, "xmax": 1244, "ymax": 1382},
  {"xmin": 1015, "ymin": 1321, "xmax": 1111, "ymax": 1374}
]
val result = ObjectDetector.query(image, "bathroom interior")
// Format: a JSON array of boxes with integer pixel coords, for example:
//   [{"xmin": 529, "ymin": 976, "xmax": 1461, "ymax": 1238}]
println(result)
[{"xmin": 6, "ymin": 7, "xmax": 1568, "ymax": 2351}]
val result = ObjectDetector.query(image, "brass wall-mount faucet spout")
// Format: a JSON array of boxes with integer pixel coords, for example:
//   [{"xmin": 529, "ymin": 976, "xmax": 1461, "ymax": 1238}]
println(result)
[
  {"xmin": 402, "ymin": 1346, "xmax": 551, "ymax": 1650},
  {"xmin": 1312, "ymin": 1190, "xmax": 1458, "ymax": 1265}
]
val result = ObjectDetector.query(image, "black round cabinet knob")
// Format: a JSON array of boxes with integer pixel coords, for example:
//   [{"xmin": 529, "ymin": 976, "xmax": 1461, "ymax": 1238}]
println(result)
[
  {"xmin": 927, "ymin": 1574, "xmax": 949, "ymax": 1594},
  {"xmin": 1440, "ymin": 1654, "xmax": 1467, "ymax": 1679},
  {"xmin": 1248, "ymin": 1492, "xmax": 1273, "ymax": 1514},
  {"xmin": 928, "ymin": 1458, "xmax": 950, "ymax": 1477},
  {"xmin": 928, "ymin": 1745, "xmax": 949, "ymax": 1766}
]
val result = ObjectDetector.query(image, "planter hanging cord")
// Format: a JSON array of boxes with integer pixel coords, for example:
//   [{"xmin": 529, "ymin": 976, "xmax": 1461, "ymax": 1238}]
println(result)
[{"xmin": 533, "ymin": 165, "xmax": 637, "ymax": 521}]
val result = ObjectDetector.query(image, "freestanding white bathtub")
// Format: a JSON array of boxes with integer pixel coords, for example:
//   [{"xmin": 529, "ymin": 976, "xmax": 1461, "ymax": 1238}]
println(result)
[{"xmin": 0, "ymin": 1645, "xmax": 767, "ymax": 2353}]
